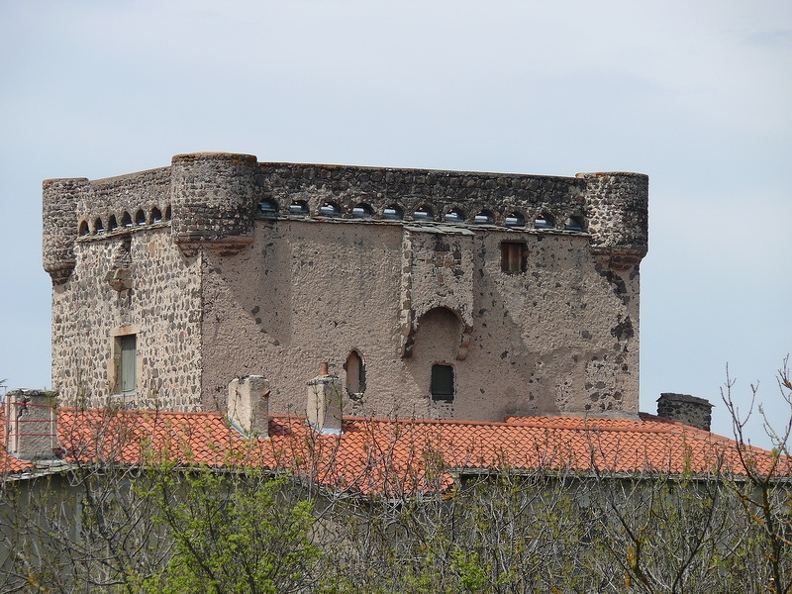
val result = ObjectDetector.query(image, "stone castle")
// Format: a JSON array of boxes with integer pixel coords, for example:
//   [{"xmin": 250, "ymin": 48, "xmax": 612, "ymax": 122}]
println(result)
[{"xmin": 43, "ymin": 152, "xmax": 648, "ymax": 422}]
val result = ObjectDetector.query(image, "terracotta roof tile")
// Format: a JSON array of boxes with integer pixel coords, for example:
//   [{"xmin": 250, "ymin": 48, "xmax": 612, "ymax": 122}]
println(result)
[{"xmin": 2, "ymin": 408, "xmax": 789, "ymax": 494}]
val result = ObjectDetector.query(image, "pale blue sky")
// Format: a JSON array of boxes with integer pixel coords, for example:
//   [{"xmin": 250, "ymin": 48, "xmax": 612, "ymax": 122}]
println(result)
[{"xmin": 1, "ymin": 0, "xmax": 790, "ymax": 446}]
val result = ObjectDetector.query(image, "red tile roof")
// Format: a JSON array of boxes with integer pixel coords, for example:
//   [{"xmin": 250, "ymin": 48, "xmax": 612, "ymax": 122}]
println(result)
[{"xmin": 4, "ymin": 408, "xmax": 790, "ymax": 494}]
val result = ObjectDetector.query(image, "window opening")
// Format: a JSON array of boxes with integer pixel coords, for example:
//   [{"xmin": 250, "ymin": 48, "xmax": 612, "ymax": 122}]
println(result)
[
  {"xmin": 319, "ymin": 201, "xmax": 341, "ymax": 217},
  {"xmin": 108, "ymin": 215, "xmax": 118, "ymax": 231},
  {"xmin": 258, "ymin": 200, "xmax": 278, "ymax": 217},
  {"xmin": 382, "ymin": 205, "xmax": 403, "ymax": 220},
  {"xmin": 78, "ymin": 220, "xmax": 89, "ymax": 236},
  {"xmin": 431, "ymin": 364, "xmax": 454, "ymax": 402},
  {"xmin": 412, "ymin": 206, "xmax": 433, "ymax": 221},
  {"xmin": 151, "ymin": 207, "xmax": 163, "ymax": 222},
  {"xmin": 94, "ymin": 217, "xmax": 105, "ymax": 234},
  {"xmin": 135, "ymin": 210, "xmax": 146, "ymax": 225},
  {"xmin": 114, "ymin": 334, "xmax": 137, "ymax": 395},
  {"xmin": 534, "ymin": 213, "xmax": 555, "ymax": 229},
  {"xmin": 352, "ymin": 204, "xmax": 374, "ymax": 218},
  {"xmin": 500, "ymin": 242, "xmax": 527, "ymax": 274},
  {"xmin": 444, "ymin": 208, "xmax": 465, "ymax": 223},
  {"xmin": 564, "ymin": 216, "xmax": 584, "ymax": 232},
  {"xmin": 474, "ymin": 211, "xmax": 495, "ymax": 225},
  {"xmin": 122, "ymin": 212, "xmax": 133, "ymax": 227},
  {"xmin": 163, "ymin": 205, "xmax": 172, "ymax": 220},
  {"xmin": 288, "ymin": 201, "xmax": 309, "ymax": 215},
  {"xmin": 505, "ymin": 213, "xmax": 525, "ymax": 228},
  {"xmin": 344, "ymin": 351, "xmax": 366, "ymax": 396}
]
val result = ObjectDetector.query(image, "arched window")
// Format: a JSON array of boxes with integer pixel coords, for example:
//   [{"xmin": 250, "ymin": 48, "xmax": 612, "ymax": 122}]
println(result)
[
  {"xmin": 319, "ymin": 201, "xmax": 341, "ymax": 217},
  {"xmin": 108, "ymin": 214, "xmax": 118, "ymax": 231},
  {"xmin": 444, "ymin": 208, "xmax": 465, "ymax": 223},
  {"xmin": 430, "ymin": 364, "xmax": 454, "ymax": 402},
  {"xmin": 473, "ymin": 210, "xmax": 495, "ymax": 225},
  {"xmin": 534, "ymin": 212, "xmax": 555, "ymax": 229},
  {"xmin": 344, "ymin": 351, "xmax": 366, "ymax": 396},
  {"xmin": 382, "ymin": 205, "xmax": 403, "ymax": 220},
  {"xmin": 352, "ymin": 203, "xmax": 374, "ymax": 218},
  {"xmin": 288, "ymin": 200, "xmax": 309, "ymax": 215},
  {"xmin": 151, "ymin": 207, "xmax": 163, "ymax": 222},
  {"xmin": 135, "ymin": 209, "xmax": 146, "ymax": 225},
  {"xmin": 258, "ymin": 200, "xmax": 278, "ymax": 218},
  {"xmin": 412, "ymin": 205, "xmax": 433, "ymax": 221},
  {"xmin": 94, "ymin": 217, "xmax": 105, "ymax": 234},
  {"xmin": 121, "ymin": 212, "xmax": 133, "ymax": 227},
  {"xmin": 505, "ymin": 212, "xmax": 525, "ymax": 228},
  {"xmin": 163, "ymin": 205, "xmax": 172, "ymax": 220},
  {"xmin": 78, "ymin": 220, "xmax": 89, "ymax": 236},
  {"xmin": 564, "ymin": 216, "xmax": 584, "ymax": 232}
]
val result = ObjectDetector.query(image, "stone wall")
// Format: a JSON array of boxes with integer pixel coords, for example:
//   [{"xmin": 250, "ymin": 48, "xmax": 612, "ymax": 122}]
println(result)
[
  {"xmin": 199, "ymin": 218, "xmax": 641, "ymax": 420},
  {"xmin": 50, "ymin": 225, "xmax": 203, "ymax": 410}
]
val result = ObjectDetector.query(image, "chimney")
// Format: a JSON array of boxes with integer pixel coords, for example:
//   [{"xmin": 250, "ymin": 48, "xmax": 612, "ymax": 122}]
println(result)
[
  {"xmin": 228, "ymin": 375, "xmax": 270, "ymax": 437},
  {"xmin": 657, "ymin": 393, "xmax": 713, "ymax": 432},
  {"xmin": 306, "ymin": 362, "xmax": 343, "ymax": 434},
  {"xmin": 4, "ymin": 389, "xmax": 59, "ymax": 460}
]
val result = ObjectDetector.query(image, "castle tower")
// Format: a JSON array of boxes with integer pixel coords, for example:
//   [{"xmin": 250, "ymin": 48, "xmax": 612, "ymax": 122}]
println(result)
[{"xmin": 44, "ymin": 153, "xmax": 648, "ymax": 420}]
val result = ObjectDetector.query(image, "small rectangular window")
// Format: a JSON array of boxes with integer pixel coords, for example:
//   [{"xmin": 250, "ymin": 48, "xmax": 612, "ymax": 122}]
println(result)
[
  {"xmin": 500, "ymin": 242, "xmax": 526, "ymax": 274},
  {"xmin": 115, "ymin": 334, "xmax": 137, "ymax": 395},
  {"xmin": 431, "ymin": 364, "xmax": 454, "ymax": 402}
]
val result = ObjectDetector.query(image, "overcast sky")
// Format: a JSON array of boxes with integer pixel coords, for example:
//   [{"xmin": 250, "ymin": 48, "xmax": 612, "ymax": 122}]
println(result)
[{"xmin": 1, "ymin": 0, "xmax": 790, "ymax": 447}]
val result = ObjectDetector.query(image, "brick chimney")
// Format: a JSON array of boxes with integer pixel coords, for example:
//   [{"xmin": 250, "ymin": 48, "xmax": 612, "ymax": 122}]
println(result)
[
  {"xmin": 228, "ymin": 375, "xmax": 270, "ymax": 437},
  {"xmin": 307, "ymin": 362, "xmax": 343, "ymax": 434},
  {"xmin": 4, "ymin": 389, "xmax": 59, "ymax": 460},
  {"xmin": 657, "ymin": 393, "xmax": 713, "ymax": 432}
]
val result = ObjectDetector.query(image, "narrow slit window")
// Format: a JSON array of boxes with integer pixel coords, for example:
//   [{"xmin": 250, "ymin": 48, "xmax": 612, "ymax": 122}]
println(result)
[
  {"xmin": 345, "ymin": 351, "xmax": 366, "ymax": 395},
  {"xmin": 431, "ymin": 364, "xmax": 454, "ymax": 402},
  {"xmin": 114, "ymin": 334, "xmax": 137, "ymax": 395},
  {"xmin": 500, "ymin": 242, "xmax": 526, "ymax": 274}
]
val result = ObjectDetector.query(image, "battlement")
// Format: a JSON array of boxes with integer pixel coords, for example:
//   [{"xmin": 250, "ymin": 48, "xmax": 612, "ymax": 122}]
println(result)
[{"xmin": 43, "ymin": 152, "xmax": 648, "ymax": 282}]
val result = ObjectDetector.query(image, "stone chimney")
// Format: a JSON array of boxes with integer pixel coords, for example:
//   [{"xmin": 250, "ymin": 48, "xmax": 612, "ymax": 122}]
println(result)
[
  {"xmin": 228, "ymin": 375, "xmax": 270, "ymax": 437},
  {"xmin": 4, "ymin": 389, "xmax": 59, "ymax": 460},
  {"xmin": 657, "ymin": 393, "xmax": 713, "ymax": 432},
  {"xmin": 306, "ymin": 362, "xmax": 343, "ymax": 435}
]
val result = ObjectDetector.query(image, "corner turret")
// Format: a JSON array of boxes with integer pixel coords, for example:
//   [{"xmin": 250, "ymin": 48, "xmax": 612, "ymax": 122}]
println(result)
[
  {"xmin": 578, "ymin": 172, "xmax": 648, "ymax": 269},
  {"xmin": 42, "ymin": 177, "xmax": 90, "ymax": 284},
  {"xmin": 170, "ymin": 152, "xmax": 260, "ymax": 256}
]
